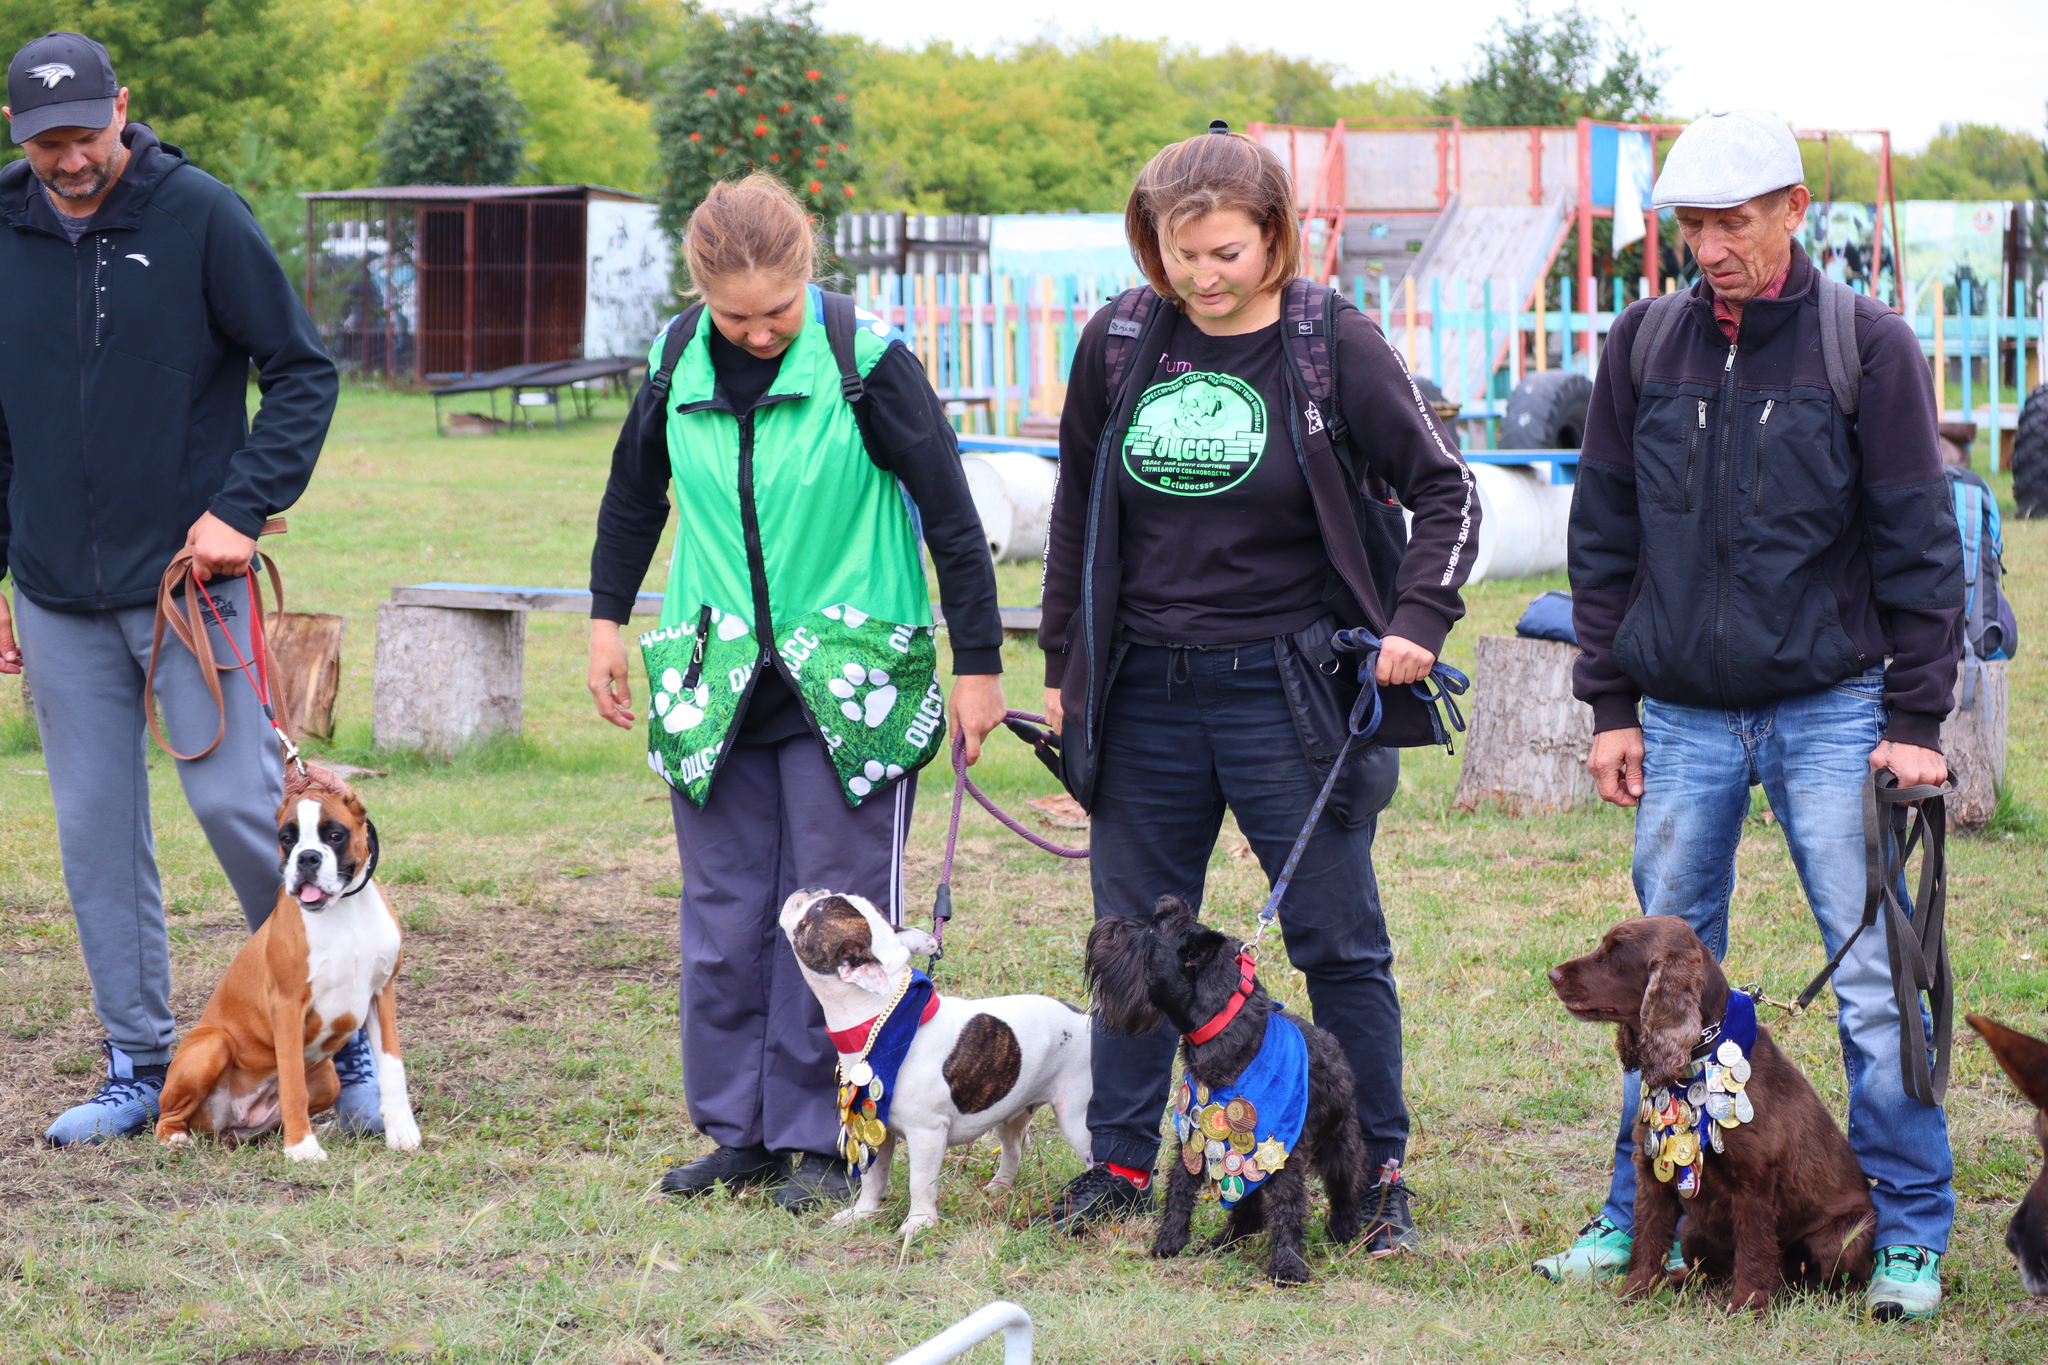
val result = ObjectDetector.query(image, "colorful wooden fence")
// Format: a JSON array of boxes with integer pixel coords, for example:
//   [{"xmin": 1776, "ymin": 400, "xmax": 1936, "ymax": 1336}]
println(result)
[{"xmin": 855, "ymin": 270, "xmax": 2046, "ymax": 464}]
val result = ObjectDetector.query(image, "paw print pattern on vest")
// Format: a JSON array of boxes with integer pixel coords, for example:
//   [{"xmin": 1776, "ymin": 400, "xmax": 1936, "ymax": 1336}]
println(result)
[
  {"xmin": 848, "ymin": 757, "xmax": 905, "ymax": 798},
  {"xmin": 653, "ymin": 667, "xmax": 711, "ymax": 734},
  {"xmin": 827, "ymin": 662, "xmax": 897, "ymax": 729},
  {"xmin": 821, "ymin": 603, "xmax": 870, "ymax": 628},
  {"xmin": 708, "ymin": 607, "xmax": 749, "ymax": 641}
]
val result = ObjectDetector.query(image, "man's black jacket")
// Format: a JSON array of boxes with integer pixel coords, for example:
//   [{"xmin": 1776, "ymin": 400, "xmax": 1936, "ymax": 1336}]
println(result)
[
  {"xmin": 0, "ymin": 125, "xmax": 337, "ymax": 612},
  {"xmin": 1569, "ymin": 243, "xmax": 1961, "ymax": 749}
]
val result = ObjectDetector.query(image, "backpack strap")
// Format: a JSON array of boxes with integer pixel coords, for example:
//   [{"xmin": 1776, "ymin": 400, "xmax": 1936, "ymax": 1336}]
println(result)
[
  {"xmin": 1627, "ymin": 289, "xmax": 1690, "ymax": 397},
  {"xmin": 1102, "ymin": 287, "xmax": 1163, "ymax": 404},
  {"xmin": 1816, "ymin": 276, "xmax": 1862, "ymax": 417},
  {"xmin": 647, "ymin": 303, "xmax": 705, "ymax": 402},
  {"xmin": 821, "ymin": 287, "xmax": 865, "ymax": 403}
]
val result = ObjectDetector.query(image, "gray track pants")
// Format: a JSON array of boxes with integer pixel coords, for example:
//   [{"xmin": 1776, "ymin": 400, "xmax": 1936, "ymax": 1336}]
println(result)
[
  {"xmin": 669, "ymin": 735, "xmax": 914, "ymax": 1156},
  {"xmin": 15, "ymin": 580, "xmax": 284, "ymax": 1065}
]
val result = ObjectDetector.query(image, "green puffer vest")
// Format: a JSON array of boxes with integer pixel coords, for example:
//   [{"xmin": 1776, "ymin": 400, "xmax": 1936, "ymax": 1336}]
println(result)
[{"xmin": 637, "ymin": 287, "xmax": 945, "ymax": 807}]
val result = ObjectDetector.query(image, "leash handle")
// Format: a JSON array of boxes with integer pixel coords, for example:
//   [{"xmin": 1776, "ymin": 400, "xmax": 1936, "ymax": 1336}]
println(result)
[{"xmin": 145, "ymin": 547, "xmax": 289, "ymax": 766}]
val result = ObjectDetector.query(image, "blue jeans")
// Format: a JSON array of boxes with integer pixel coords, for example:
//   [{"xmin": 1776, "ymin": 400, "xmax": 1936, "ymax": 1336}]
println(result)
[
  {"xmin": 1084, "ymin": 641, "xmax": 1407, "ymax": 1173},
  {"xmin": 1594, "ymin": 670, "xmax": 1954, "ymax": 1252}
]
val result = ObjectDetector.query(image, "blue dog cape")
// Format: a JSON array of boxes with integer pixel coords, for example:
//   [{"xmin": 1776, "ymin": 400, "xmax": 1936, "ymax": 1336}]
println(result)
[
  {"xmin": 1640, "ymin": 989, "xmax": 1761, "ymax": 1199},
  {"xmin": 836, "ymin": 969, "xmax": 935, "ymax": 1171},
  {"xmin": 1172, "ymin": 1011, "xmax": 1310, "ymax": 1207}
]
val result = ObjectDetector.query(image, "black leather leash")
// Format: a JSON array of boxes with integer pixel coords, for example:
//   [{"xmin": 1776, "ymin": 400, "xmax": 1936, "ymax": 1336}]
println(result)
[{"xmin": 1793, "ymin": 771, "xmax": 1954, "ymax": 1107}]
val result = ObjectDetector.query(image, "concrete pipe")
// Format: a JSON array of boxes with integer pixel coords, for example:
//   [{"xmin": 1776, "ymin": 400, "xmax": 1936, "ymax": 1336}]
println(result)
[
  {"xmin": 961, "ymin": 451, "xmax": 1058, "ymax": 563},
  {"xmin": 1466, "ymin": 463, "xmax": 1572, "ymax": 583}
]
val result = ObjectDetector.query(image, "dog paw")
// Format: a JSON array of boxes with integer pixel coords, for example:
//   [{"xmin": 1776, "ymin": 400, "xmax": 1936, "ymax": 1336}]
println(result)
[
  {"xmin": 981, "ymin": 1177, "xmax": 1014, "ymax": 1193},
  {"xmin": 282, "ymin": 1135, "xmax": 328, "ymax": 1163},
  {"xmin": 829, "ymin": 1207, "xmax": 880, "ymax": 1228},
  {"xmin": 896, "ymin": 1213, "xmax": 939, "ymax": 1238},
  {"xmin": 1269, "ymin": 1254, "xmax": 1312, "ymax": 1286},
  {"xmin": 384, "ymin": 1110, "xmax": 422, "ymax": 1152},
  {"xmin": 1150, "ymin": 1237, "xmax": 1188, "ymax": 1260},
  {"xmin": 159, "ymin": 1130, "xmax": 192, "ymax": 1149}
]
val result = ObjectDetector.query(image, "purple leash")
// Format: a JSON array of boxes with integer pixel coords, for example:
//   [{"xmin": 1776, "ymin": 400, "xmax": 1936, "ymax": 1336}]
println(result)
[{"xmin": 930, "ymin": 709, "xmax": 1088, "ymax": 970}]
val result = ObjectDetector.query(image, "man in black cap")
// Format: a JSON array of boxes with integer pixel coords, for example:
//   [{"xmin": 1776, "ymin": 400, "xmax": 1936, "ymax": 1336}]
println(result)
[{"xmin": 0, "ymin": 33, "xmax": 351, "ymax": 1147}]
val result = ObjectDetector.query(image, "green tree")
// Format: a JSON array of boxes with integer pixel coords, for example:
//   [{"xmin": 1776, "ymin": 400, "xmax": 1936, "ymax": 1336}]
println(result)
[
  {"xmin": 216, "ymin": 123, "xmax": 306, "ymax": 274},
  {"xmin": 651, "ymin": 2, "xmax": 857, "ymax": 238},
  {"xmin": 1896, "ymin": 122, "xmax": 2048, "ymax": 200},
  {"xmin": 376, "ymin": 23, "xmax": 531, "ymax": 185},
  {"xmin": 1440, "ymin": 1, "xmax": 1664, "ymax": 126},
  {"xmin": 0, "ymin": 0, "xmax": 329, "ymax": 177},
  {"xmin": 549, "ymin": 0, "xmax": 700, "ymax": 102}
]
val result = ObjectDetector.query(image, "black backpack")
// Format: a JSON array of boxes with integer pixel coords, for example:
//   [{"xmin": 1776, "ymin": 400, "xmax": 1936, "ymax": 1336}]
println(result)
[{"xmin": 1099, "ymin": 278, "xmax": 1411, "ymax": 625}]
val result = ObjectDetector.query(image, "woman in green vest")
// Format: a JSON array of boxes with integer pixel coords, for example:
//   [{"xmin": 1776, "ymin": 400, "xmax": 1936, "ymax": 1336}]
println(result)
[{"xmin": 586, "ymin": 173, "xmax": 1006, "ymax": 1211}]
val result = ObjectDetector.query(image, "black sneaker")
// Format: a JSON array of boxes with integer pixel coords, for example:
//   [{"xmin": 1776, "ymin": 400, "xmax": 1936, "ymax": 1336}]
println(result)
[
  {"xmin": 1035, "ymin": 1163, "xmax": 1156, "ymax": 1234},
  {"xmin": 1360, "ymin": 1160, "xmax": 1419, "ymax": 1256},
  {"xmin": 660, "ymin": 1143, "xmax": 779, "ymax": 1198},
  {"xmin": 771, "ymin": 1152, "xmax": 858, "ymax": 1212}
]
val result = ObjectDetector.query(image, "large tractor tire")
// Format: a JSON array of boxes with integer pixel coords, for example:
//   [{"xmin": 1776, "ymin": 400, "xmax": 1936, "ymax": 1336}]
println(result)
[
  {"xmin": 2012, "ymin": 384, "xmax": 2048, "ymax": 517},
  {"xmin": 1504, "ymin": 370, "xmax": 1593, "ymax": 451}
]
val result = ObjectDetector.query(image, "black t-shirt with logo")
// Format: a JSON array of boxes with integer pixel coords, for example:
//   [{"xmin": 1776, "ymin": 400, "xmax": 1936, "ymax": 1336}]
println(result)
[{"xmin": 1115, "ymin": 314, "xmax": 1333, "ymax": 644}]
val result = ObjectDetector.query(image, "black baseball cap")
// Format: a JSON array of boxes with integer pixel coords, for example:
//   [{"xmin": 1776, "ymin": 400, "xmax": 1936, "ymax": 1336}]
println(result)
[{"xmin": 7, "ymin": 32, "xmax": 118, "ymax": 144}]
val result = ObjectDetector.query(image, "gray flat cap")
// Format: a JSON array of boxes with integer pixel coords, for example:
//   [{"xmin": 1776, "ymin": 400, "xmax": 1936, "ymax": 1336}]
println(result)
[{"xmin": 1651, "ymin": 110, "xmax": 1804, "ymax": 210}]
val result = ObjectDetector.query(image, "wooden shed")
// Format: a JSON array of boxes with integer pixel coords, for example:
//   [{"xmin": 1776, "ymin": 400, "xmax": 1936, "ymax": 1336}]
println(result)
[{"xmin": 300, "ymin": 184, "xmax": 671, "ymax": 384}]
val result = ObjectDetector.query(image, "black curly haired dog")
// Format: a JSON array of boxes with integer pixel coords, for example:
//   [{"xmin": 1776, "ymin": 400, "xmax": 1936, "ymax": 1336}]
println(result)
[{"xmin": 1085, "ymin": 895, "xmax": 1367, "ymax": 1284}]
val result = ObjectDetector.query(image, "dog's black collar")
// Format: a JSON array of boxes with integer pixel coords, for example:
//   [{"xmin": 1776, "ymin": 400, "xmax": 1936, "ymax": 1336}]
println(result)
[
  {"xmin": 339, "ymin": 819, "xmax": 380, "ymax": 899},
  {"xmin": 1689, "ymin": 1018, "xmax": 1724, "ymax": 1061}
]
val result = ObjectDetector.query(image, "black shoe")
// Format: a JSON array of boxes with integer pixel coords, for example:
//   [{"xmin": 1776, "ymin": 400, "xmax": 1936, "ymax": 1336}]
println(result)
[
  {"xmin": 771, "ymin": 1152, "xmax": 859, "ymax": 1212},
  {"xmin": 1361, "ymin": 1160, "xmax": 1419, "ymax": 1256},
  {"xmin": 660, "ymin": 1143, "xmax": 779, "ymax": 1198},
  {"xmin": 1035, "ymin": 1163, "xmax": 1156, "ymax": 1234}
]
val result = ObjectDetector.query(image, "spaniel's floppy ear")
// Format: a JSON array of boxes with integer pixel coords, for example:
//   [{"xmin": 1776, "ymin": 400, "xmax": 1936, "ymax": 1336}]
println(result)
[
  {"xmin": 1086, "ymin": 916, "xmax": 1164, "ymax": 1037},
  {"xmin": 1636, "ymin": 941, "xmax": 1706, "ymax": 1086},
  {"xmin": 1614, "ymin": 1020, "xmax": 1644, "ymax": 1075}
]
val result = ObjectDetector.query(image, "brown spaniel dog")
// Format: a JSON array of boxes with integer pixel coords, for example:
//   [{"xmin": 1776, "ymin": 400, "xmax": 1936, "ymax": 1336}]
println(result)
[{"xmin": 1550, "ymin": 917, "xmax": 1875, "ymax": 1311}]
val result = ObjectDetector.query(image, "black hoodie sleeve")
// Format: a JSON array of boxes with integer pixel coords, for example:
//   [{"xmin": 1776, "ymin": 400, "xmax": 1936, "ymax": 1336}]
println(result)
[
  {"xmin": 855, "ymin": 342, "xmax": 1004, "ymax": 676},
  {"xmin": 201, "ymin": 187, "xmax": 339, "ymax": 538},
  {"xmin": 0, "ymin": 397, "xmax": 12, "ymax": 583},
  {"xmin": 588, "ymin": 377, "xmax": 672, "ymax": 624},
  {"xmin": 1568, "ymin": 300, "xmax": 1651, "ymax": 734}
]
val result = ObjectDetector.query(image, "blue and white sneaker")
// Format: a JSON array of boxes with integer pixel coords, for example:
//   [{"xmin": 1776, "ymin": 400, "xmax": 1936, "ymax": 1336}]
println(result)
[
  {"xmin": 328, "ymin": 1028, "xmax": 384, "ymax": 1135},
  {"xmin": 45, "ymin": 1043, "xmax": 165, "ymax": 1146},
  {"xmin": 1868, "ymin": 1245, "xmax": 1942, "ymax": 1321}
]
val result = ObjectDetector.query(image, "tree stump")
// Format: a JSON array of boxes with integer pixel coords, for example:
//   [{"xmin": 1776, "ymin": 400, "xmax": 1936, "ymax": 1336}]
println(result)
[
  {"xmin": 1452, "ymin": 635, "xmax": 1595, "ymax": 815},
  {"xmin": 269, "ymin": 611, "xmax": 345, "ymax": 741},
  {"xmin": 372, "ymin": 602, "xmax": 524, "ymax": 755},
  {"xmin": 1940, "ymin": 658, "xmax": 2007, "ymax": 831}
]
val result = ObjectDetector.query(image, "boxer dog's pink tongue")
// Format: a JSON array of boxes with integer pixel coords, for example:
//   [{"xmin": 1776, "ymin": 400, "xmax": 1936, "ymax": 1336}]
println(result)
[{"xmin": 298, "ymin": 883, "xmax": 325, "ymax": 905}]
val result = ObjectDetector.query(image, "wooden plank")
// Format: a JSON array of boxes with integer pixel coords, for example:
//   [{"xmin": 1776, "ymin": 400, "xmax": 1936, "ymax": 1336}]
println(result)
[{"xmin": 390, "ymin": 583, "xmax": 1043, "ymax": 635}]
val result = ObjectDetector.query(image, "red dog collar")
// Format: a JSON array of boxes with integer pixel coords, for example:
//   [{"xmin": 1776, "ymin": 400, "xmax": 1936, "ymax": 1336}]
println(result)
[
  {"xmin": 828, "ymin": 990, "xmax": 942, "ymax": 1054},
  {"xmin": 1183, "ymin": 952, "xmax": 1258, "ymax": 1045}
]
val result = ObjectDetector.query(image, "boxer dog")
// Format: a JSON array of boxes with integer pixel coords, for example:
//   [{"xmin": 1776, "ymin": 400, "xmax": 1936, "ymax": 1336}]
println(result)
[
  {"xmin": 779, "ymin": 889, "xmax": 1092, "ymax": 1236},
  {"xmin": 156, "ymin": 764, "xmax": 420, "ymax": 1160}
]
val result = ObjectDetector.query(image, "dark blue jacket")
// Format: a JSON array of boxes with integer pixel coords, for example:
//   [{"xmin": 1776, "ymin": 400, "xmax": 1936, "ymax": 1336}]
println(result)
[
  {"xmin": 1569, "ymin": 244, "xmax": 1961, "ymax": 749},
  {"xmin": 0, "ymin": 124, "xmax": 336, "ymax": 612}
]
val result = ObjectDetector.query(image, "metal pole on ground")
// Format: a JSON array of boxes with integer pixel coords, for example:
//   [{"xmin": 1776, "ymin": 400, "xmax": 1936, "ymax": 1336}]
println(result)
[{"xmin": 886, "ymin": 1301, "xmax": 1033, "ymax": 1365}]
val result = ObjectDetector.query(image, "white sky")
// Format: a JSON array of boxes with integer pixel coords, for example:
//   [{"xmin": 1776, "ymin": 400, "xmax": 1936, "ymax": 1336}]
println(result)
[{"xmin": 813, "ymin": 0, "xmax": 2046, "ymax": 154}]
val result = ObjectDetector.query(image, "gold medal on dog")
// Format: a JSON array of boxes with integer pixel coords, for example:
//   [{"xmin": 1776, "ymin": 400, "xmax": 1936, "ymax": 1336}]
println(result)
[
  {"xmin": 1199, "ymin": 1105, "xmax": 1231, "ymax": 1141},
  {"xmin": 1228, "ymin": 1129, "xmax": 1255, "ymax": 1155},
  {"xmin": 1653, "ymin": 1154, "xmax": 1675, "ymax": 1183},
  {"xmin": 1253, "ymin": 1137, "xmax": 1288, "ymax": 1172}
]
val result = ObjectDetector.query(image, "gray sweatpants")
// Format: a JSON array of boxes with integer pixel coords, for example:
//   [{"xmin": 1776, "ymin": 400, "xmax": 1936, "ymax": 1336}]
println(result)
[
  {"xmin": 15, "ymin": 579, "xmax": 285, "ymax": 1065},
  {"xmin": 669, "ymin": 735, "xmax": 914, "ymax": 1155}
]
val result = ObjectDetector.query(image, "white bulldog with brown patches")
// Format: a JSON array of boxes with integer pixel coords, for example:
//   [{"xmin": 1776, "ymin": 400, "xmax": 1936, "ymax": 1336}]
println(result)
[{"xmin": 780, "ymin": 889, "xmax": 1093, "ymax": 1236}]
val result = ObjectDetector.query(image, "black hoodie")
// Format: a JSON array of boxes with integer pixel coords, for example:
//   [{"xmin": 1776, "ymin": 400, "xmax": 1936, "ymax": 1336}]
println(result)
[{"xmin": 0, "ymin": 125, "xmax": 337, "ymax": 612}]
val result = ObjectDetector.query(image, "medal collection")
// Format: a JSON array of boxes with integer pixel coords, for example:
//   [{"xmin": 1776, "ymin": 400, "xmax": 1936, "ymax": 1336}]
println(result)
[
  {"xmin": 836, "ymin": 968, "xmax": 918, "ymax": 1172},
  {"xmin": 1172, "ymin": 1078, "xmax": 1289, "ymax": 1206},
  {"xmin": 1640, "ymin": 1037, "xmax": 1755, "ymax": 1199}
]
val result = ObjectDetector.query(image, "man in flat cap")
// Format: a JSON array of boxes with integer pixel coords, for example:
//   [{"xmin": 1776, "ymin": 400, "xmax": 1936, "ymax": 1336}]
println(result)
[
  {"xmin": 0, "ymin": 33, "xmax": 361, "ymax": 1146},
  {"xmin": 1534, "ymin": 110, "xmax": 1961, "ymax": 1320}
]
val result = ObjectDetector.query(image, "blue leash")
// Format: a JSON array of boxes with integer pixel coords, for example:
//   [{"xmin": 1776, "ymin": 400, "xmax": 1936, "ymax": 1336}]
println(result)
[{"xmin": 1249, "ymin": 627, "xmax": 1468, "ymax": 955}]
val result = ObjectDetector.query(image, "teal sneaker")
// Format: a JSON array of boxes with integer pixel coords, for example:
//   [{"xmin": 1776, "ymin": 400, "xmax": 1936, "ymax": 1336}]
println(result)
[
  {"xmin": 1664, "ymin": 1235, "xmax": 1688, "ymax": 1277},
  {"xmin": 1532, "ymin": 1215, "xmax": 1633, "ymax": 1282},
  {"xmin": 1868, "ymin": 1246, "xmax": 1941, "ymax": 1321}
]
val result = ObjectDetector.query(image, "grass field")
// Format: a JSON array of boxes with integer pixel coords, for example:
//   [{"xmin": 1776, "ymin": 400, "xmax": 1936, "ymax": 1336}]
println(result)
[{"xmin": 1, "ymin": 387, "xmax": 2045, "ymax": 1364}]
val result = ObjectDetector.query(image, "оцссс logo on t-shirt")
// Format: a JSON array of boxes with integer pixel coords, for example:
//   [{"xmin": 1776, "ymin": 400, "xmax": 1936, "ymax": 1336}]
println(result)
[{"xmin": 1123, "ymin": 372, "xmax": 1266, "ymax": 496}]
